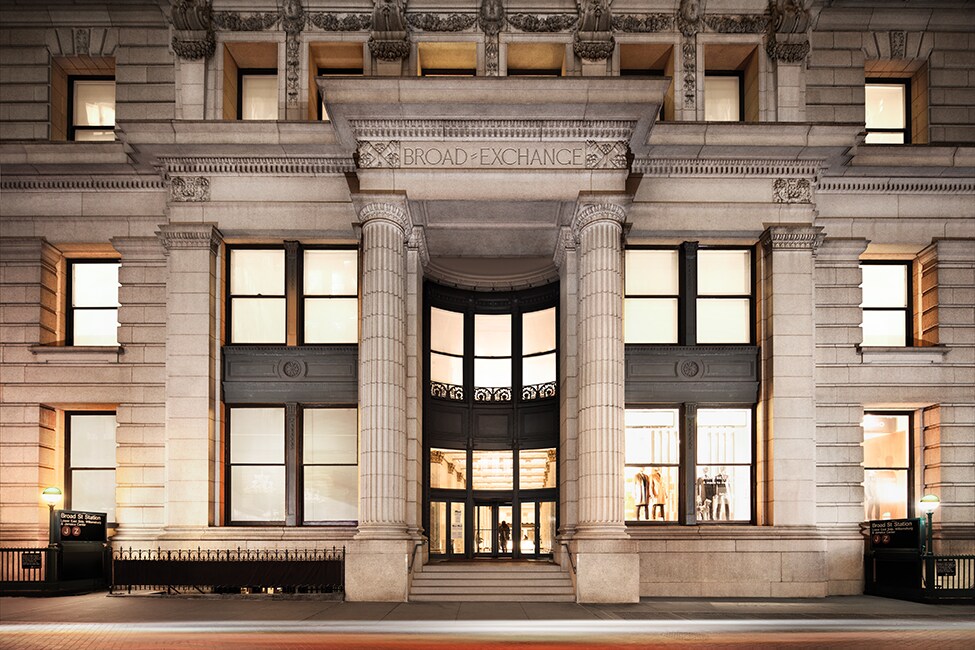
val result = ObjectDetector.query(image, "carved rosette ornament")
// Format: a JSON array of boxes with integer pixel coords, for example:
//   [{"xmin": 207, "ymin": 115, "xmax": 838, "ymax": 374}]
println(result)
[
  {"xmin": 170, "ymin": 176, "xmax": 211, "ymax": 202},
  {"xmin": 368, "ymin": 0, "xmax": 410, "ymax": 61},
  {"xmin": 772, "ymin": 178, "xmax": 812, "ymax": 203},
  {"xmin": 574, "ymin": 0, "xmax": 614, "ymax": 62},
  {"xmin": 170, "ymin": 0, "xmax": 215, "ymax": 60},
  {"xmin": 479, "ymin": 0, "xmax": 504, "ymax": 76}
]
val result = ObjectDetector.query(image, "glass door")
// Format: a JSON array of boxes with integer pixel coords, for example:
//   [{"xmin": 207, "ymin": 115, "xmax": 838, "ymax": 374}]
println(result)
[{"xmin": 474, "ymin": 503, "xmax": 513, "ymax": 557}]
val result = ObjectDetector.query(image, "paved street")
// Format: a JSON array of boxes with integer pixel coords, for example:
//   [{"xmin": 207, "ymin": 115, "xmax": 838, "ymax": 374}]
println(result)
[{"xmin": 1, "ymin": 592, "xmax": 973, "ymax": 648}]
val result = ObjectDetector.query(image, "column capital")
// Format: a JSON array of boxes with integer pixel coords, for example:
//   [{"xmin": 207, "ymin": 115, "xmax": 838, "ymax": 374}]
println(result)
[
  {"xmin": 351, "ymin": 193, "xmax": 412, "ymax": 235},
  {"xmin": 759, "ymin": 224, "xmax": 824, "ymax": 252},
  {"xmin": 406, "ymin": 225, "xmax": 430, "ymax": 267},
  {"xmin": 156, "ymin": 223, "xmax": 223, "ymax": 255},
  {"xmin": 572, "ymin": 198, "xmax": 629, "ymax": 238},
  {"xmin": 553, "ymin": 226, "xmax": 577, "ymax": 270}
]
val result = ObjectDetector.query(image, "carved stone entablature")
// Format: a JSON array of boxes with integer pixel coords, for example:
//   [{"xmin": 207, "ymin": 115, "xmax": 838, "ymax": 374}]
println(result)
[
  {"xmin": 171, "ymin": 0, "xmax": 214, "ymax": 59},
  {"xmin": 357, "ymin": 140, "xmax": 400, "ymax": 168},
  {"xmin": 169, "ymin": 176, "xmax": 211, "ymax": 202},
  {"xmin": 634, "ymin": 158, "xmax": 823, "ymax": 178},
  {"xmin": 766, "ymin": 38, "xmax": 810, "ymax": 63},
  {"xmin": 760, "ymin": 225, "xmax": 825, "ymax": 252},
  {"xmin": 306, "ymin": 13, "xmax": 372, "ymax": 31},
  {"xmin": 585, "ymin": 141, "xmax": 628, "ymax": 169},
  {"xmin": 817, "ymin": 178, "xmax": 975, "ymax": 195},
  {"xmin": 407, "ymin": 13, "xmax": 477, "ymax": 32},
  {"xmin": 350, "ymin": 119, "xmax": 635, "ymax": 141},
  {"xmin": 612, "ymin": 14, "xmax": 674, "ymax": 32},
  {"xmin": 159, "ymin": 156, "xmax": 354, "ymax": 176},
  {"xmin": 572, "ymin": 202, "xmax": 628, "ymax": 236},
  {"xmin": 772, "ymin": 178, "xmax": 811, "ymax": 203},
  {"xmin": 212, "ymin": 11, "xmax": 280, "ymax": 31},
  {"xmin": 507, "ymin": 14, "xmax": 577, "ymax": 32},
  {"xmin": 705, "ymin": 14, "xmax": 768, "ymax": 33},
  {"xmin": 156, "ymin": 223, "xmax": 223, "ymax": 254},
  {"xmin": 0, "ymin": 177, "xmax": 165, "ymax": 192}
]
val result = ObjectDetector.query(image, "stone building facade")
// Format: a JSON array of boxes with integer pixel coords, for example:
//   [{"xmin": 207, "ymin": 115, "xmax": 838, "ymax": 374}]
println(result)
[{"xmin": 0, "ymin": 0, "xmax": 972, "ymax": 602}]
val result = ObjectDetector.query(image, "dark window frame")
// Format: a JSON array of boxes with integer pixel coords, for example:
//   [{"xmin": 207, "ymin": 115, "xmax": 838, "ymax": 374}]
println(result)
[
  {"xmin": 863, "ymin": 410, "xmax": 915, "ymax": 520},
  {"xmin": 859, "ymin": 260, "xmax": 913, "ymax": 347},
  {"xmin": 65, "ymin": 410, "xmax": 117, "ymax": 526},
  {"xmin": 67, "ymin": 75, "xmax": 116, "ymax": 141},
  {"xmin": 237, "ymin": 68, "xmax": 278, "ymax": 120},
  {"xmin": 624, "ymin": 403, "xmax": 757, "ymax": 526},
  {"xmin": 625, "ymin": 243, "xmax": 755, "ymax": 346},
  {"xmin": 703, "ymin": 71, "xmax": 745, "ymax": 123},
  {"xmin": 225, "ymin": 403, "xmax": 358, "ymax": 527},
  {"xmin": 865, "ymin": 78, "xmax": 912, "ymax": 144},
  {"xmin": 225, "ymin": 243, "xmax": 359, "ymax": 346},
  {"xmin": 66, "ymin": 258, "xmax": 121, "ymax": 347}
]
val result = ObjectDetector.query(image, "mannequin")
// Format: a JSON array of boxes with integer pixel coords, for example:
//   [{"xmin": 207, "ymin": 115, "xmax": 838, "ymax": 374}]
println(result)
[
  {"xmin": 650, "ymin": 468, "xmax": 667, "ymax": 520},
  {"xmin": 633, "ymin": 468, "xmax": 651, "ymax": 520}
]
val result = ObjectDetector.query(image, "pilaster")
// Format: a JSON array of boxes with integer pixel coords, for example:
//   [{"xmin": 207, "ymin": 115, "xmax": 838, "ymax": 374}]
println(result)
[
  {"xmin": 759, "ymin": 225, "xmax": 824, "ymax": 527},
  {"xmin": 554, "ymin": 227, "xmax": 579, "ymax": 544},
  {"xmin": 155, "ymin": 223, "xmax": 222, "ymax": 531}
]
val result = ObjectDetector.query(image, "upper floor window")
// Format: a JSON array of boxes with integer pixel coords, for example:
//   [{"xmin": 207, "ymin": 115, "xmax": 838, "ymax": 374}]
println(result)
[
  {"xmin": 240, "ymin": 71, "xmax": 278, "ymax": 120},
  {"xmin": 863, "ymin": 412, "xmax": 912, "ymax": 521},
  {"xmin": 418, "ymin": 42, "xmax": 477, "ymax": 76},
  {"xmin": 506, "ymin": 42, "xmax": 565, "ymax": 76},
  {"xmin": 427, "ymin": 285, "xmax": 557, "ymax": 404},
  {"xmin": 865, "ymin": 80, "xmax": 909, "ymax": 144},
  {"xmin": 227, "ymin": 406, "xmax": 358, "ymax": 525},
  {"xmin": 69, "ymin": 77, "xmax": 116, "ymax": 141},
  {"xmin": 859, "ymin": 262, "xmax": 911, "ymax": 347},
  {"xmin": 227, "ymin": 246, "xmax": 357, "ymax": 345},
  {"xmin": 223, "ymin": 42, "xmax": 277, "ymax": 120},
  {"xmin": 704, "ymin": 44, "xmax": 758, "ymax": 121},
  {"xmin": 625, "ymin": 407, "xmax": 753, "ymax": 524},
  {"xmin": 67, "ymin": 412, "xmax": 117, "ymax": 523},
  {"xmin": 310, "ymin": 42, "xmax": 364, "ymax": 121},
  {"xmin": 704, "ymin": 74, "xmax": 741, "ymax": 122},
  {"xmin": 68, "ymin": 260, "xmax": 120, "ymax": 346},
  {"xmin": 625, "ymin": 245, "xmax": 753, "ymax": 345}
]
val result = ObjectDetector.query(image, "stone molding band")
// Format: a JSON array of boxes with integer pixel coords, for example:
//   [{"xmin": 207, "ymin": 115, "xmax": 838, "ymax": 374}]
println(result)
[
  {"xmin": 760, "ymin": 225, "xmax": 825, "ymax": 252},
  {"xmin": 156, "ymin": 223, "xmax": 223, "ymax": 254}
]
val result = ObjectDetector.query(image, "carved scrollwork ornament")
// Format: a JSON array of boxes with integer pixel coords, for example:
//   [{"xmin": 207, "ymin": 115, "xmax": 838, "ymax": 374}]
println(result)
[
  {"xmin": 170, "ymin": 0, "xmax": 215, "ymax": 60},
  {"xmin": 574, "ymin": 0, "xmax": 614, "ymax": 61},
  {"xmin": 212, "ymin": 11, "xmax": 280, "ymax": 31},
  {"xmin": 769, "ymin": 0, "xmax": 812, "ymax": 34},
  {"xmin": 172, "ymin": 32, "xmax": 215, "ymax": 60},
  {"xmin": 766, "ymin": 38, "xmax": 810, "ymax": 63},
  {"xmin": 507, "ymin": 14, "xmax": 577, "ymax": 32},
  {"xmin": 170, "ymin": 176, "xmax": 211, "ymax": 202},
  {"xmin": 369, "ymin": 0, "xmax": 410, "ymax": 61},
  {"xmin": 612, "ymin": 14, "xmax": 673, "ymax": 32},
  {"xmin": 307, "ymin": 13, "xmax": 372, "ymax": 31},
  {"xmin": 706, "ymin": 15, "xmax": 769, "ymax": 34},
  {"xmin": 772, "ymin": 178, "xmax": 812, "ymax": 203},
  {"xmin": 408, "ymin": 13, "xmax": 477, "ymax": 32}
]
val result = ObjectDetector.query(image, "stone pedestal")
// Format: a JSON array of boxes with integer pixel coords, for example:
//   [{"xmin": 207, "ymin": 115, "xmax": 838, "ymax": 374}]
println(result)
[{"xmin": 345, "ymin": 539, "xmax": 411, "ymax": 601}]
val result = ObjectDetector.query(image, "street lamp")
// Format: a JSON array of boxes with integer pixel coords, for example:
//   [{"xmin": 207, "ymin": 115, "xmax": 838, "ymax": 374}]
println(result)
[
  {"xmin": 41, "ymin": 487, "xmax": 62, "ymax": 546},
  {"xmin": 918, "ymin": 494, "xmax": 940, "ymax": 555}
]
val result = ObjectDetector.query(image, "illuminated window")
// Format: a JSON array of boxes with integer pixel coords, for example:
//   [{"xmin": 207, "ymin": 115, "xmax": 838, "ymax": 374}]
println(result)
[
  {"xmin": 506, "ymin": 42, "xmax": 565, "ymax": 76},
  {"xmin": 859, "ymin": 262, "xmax": 911, "ymax": 347},
  {"xmin": 223, "ymin": 42, "xmax": 277, "ymax": 120},
  {"xmin": 418, "ymin": 42, "xmax": 476, "ymax": 76},
  {"xmin": 227, "ymin": 406, "xmax": 357, "ymax": 525},
  {"xmin": 240, "ymin": 71, "xmax": 278, "ymax": 120},
  {"xmin": 863, "ymin": 412, "xmax": 912, "ymax": 521},
  {"xmin": 68, "ymin": 260, "xmax": 120, "ymax": 346},
  {"xmin": 227, "ymin": 246, "xmax": 358, "ymax": 345},
  {"xmin": 625, "ymin": 246, "xmax": 753, "ymax": 345},
  {"xmin": 69, "ymin": 78, "xmax": 115, "ymax": 141},
  {"xmin": 624, "ymin": 407, "xmax": 753, "ymax": 524},
  {"xmin": 310, "ymin": 42, "xmax": 364, "ymax": 121},
  {"xmin": 67, "ymin": 412, "xmax": 117, "ymax": 523},
  {"xmin": 703, "ymin": 44, "xmax": 758, "ymax": 121},
  {"xmin": 865, "ymin": 80, "xmax": 909, "ymax": 144},
  {"xmin": 704, "ymin": 75, "xmax": 741, "ymax": 122}
]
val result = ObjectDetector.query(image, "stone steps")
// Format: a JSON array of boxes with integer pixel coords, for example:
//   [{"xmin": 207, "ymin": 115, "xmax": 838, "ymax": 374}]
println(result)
[{"xmin": 409, "ymin": 561, "xmax": 575, "ymax": 602}]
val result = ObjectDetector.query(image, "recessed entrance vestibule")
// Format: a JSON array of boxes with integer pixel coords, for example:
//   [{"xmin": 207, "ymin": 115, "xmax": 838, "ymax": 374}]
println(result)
[{"xmin": 424, "ymin": 282, "xmax": 559, "ymax": 560}]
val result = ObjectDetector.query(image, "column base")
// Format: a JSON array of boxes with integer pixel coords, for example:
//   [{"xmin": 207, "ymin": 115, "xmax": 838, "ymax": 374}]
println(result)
[
  {"xmin": 345, "ymin": 539, "xmax": 412, "ymax": 602},
  {"xmin": 571, "ymin": 537, "xmax": 640, "ymax": 603}
]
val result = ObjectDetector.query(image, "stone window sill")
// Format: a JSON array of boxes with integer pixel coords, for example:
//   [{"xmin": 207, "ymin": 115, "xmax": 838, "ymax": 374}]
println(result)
[
  {"xmin": 856, "ymin": 345, "xmax": 948, "ymax": 364},
  {"xmin": 29, "ymin": 344, "xmax": 124, "ymax": 363}
]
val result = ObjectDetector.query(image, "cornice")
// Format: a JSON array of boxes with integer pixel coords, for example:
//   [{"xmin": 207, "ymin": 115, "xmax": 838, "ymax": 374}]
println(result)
[
  {"xmin": 349, "ymin": 119, "xmax": 636, "ymax": 142},
  {"xmin": 817, "ymin": 178, "xmax": 975, "ymax": 194},
  {"xmin": 760, "ymin": 225, "xmax": 825, "ymax": 252},
  {"xmin": 158, "ymin": 156, "xmax": 355, "ymax": 175},
  {"xmin": 156, "ymin": 223, "xmax": 223, "ymax": 254},
  {"xmin": 0, "ymin": 176, "xmax": 165, "ymax": 191},
  {"xmin": 634, "ymin": 158, "xmax": 824, "ymax": 178}
]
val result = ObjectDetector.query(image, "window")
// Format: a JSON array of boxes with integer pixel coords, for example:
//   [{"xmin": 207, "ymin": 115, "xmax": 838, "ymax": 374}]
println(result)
[
  {"xmin": 240, "ymin": 71, "xmax": 278, "ymax": 120},
  {"xmin": 68, "ymin": 260, "xmax": 120, "ymax": 346},
  {"xmin": 223, "ymin": 42, "xmax": 277, "ymax": 120},
  {"xmin": 309, "ymin": 42, "xmax": 364, "ymax": 121},
  {"xmin": 865, "ymin": 80, "xmax": 909, "ymax": 144},
  {"xmin": 66, "ymin": 412, "xmax": 117, "ymax": 523},
  {"xmin": 624, "ymin": 407, "xmax": 753, "ymax": 524},
  {"xmin": 227, "ymin": 406, "xmax": 357, "ymax": 525},
  {"xmin": 619, "ymin": 43, "xmax": 673, "ymax": 120},
  {"xmin": 69, "ymin": 77, "xmax": 116, "ymax": 141},
  {"xmin": 418, "ymin": 42, "xmax": 477, "ymax": 76},
  {"xmin": 859, "ymin": 262, "xmax": 911, "ymax": 347},
  {"xmin": 506, "ymin": 42, "xmax": 565, "ymax": 76},
  {"xmin": 863, "ymin": 412, "xmax": 912, "ymax": 520},
  {"xmin": 625, "ymin": 245, "xmax": 753, "ymax": 345},
  {"xmin": 704, "ymin": 74, "xmax": 742, "ymax": 122},
  {"xmin": 227, "ymin": 246, "xmax": 358, "ymax": 345}
]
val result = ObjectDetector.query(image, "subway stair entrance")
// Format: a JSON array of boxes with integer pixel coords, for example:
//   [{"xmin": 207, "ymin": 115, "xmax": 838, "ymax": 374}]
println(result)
[{"xmin": 409, "ymin": 560, "xmax": 575, "ymax": 602}]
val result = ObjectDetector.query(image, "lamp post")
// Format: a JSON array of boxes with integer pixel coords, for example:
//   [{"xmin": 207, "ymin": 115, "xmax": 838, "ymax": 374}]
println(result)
[
  {"xmin": 918, "ymin": 494, "xmax": 940, "ymax": 593},
  {"xmin": 41, "ymin": 486, "xmax": 62, "ymax": 547}
]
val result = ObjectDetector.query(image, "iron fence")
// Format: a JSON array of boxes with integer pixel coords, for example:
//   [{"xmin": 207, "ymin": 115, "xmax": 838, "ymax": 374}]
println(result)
[
  {"xmin": 0, "ymin": 547, "xmax": 54, "ymax": 588},
  {"xmin": 111, "ymin": 546, "xmax": 345, "ymax": 595},
  {"xmin": 866, "ymin": 551, "xmax": 975, "ymax": 603},
  {"xmin": 925, "ymin": 554, "xmax": 975, "ymax": 601}
]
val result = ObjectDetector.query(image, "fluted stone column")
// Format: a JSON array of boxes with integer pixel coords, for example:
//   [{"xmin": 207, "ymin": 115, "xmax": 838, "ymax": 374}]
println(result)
[
  {"xmin": 346, "ymin": 195, "xmax": 413, "ymax": 601},
  {"xmin": 156, "ymin": 224, "xmax": 222, "ymax": 531},
  {"xmin": 569, "ymin": 197, "xmax": 638, "ymax": 603}
]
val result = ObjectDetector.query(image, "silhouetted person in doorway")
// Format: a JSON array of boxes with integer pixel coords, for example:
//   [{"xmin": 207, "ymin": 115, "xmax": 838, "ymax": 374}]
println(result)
[{"xmin": 498, "ymin": 519, "xmax": 510, "ymax": 553}]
